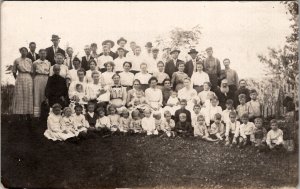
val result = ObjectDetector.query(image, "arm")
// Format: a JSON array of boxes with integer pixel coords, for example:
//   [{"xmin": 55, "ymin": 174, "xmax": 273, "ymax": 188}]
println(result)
[
  {"xmin": 225, "ymin": 123, "xmax": 230, "ymax": 138},
  {"xmin": 12, "ymin": 60, "xmax": 18, "ymax": 79},
  {"xmin": 122, "ymin": 87, "xmax": 127, "ymax": 106},
  {"xmin": 171, "ymin": 73, "xmax": 176, "ymax": 87},
  {"xmin": 266, "ymin": 131, "xmax": 271, "ymax": 146}
]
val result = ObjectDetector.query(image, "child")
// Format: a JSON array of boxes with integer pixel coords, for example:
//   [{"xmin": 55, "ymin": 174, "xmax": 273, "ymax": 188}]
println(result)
[
  {"xmin": 108, "ymin": 105, "xmax": 121, "ymax": 132},
  {"xmin": 174, "ymin": 113, "xmax": 193, "ymax": 137},
  {"xmin": 194, "ymin": 115, "xmax": 217, "ymax": 141},
  {"xmin": 85, "ymin": 102, "xmax": 98, "ymax": 129},
  {"xmin": 128, "ymin": 90, "xmax": 149, "ymax": 111},
  {"xmin": 191, "ymin": 104, "xmax": 204, "ymax": 128},
  {"xmin": 171, "ymin": 62, "xmax": 188, "ymax": 91},
  {"xmin": 119, "ymin": 109, "xmax": 131, "ymax": 133},
  {"xmin": 266, "ymin": 119, "xmax": 284, "ymax": 151},
  {"xmin": 247, "ymin": 89, "xmax": 262, "ymax": 122},
  {"xmin": 209, "ymin": 113, "xmax": 225, "ymax": 141},
  {"xmin": 153, "ymin": 112, "xmax": 163, "ymax": 135},
  {"xmin": 253, "ymin": 117, "xmax": 267, "ymax": 151},
  {"xmin": 222, "ymin": 99, "xmax": 236, "ymax": 125},
  {"xmin": 161, "ymin": 111, "xmax": 175, "ymax": 137},
  {"xmin": 203, "ymin": 96, "xmax": 223, "ymax": 126},
  {"xmin": 225, "ymin": 111, "xmax": 240, "ymax": 146},
  {"xmin": 239, "ymin": 113, "xmax": 255, "ymax": 147},
  {"xmin": 198, "ymin": 82, "xmax": 215, "ymax": 107},
  {"xmin": 174, "ymin": 99, "xmax": 191, "ymax": 123},
  {"xmin": 129, "ymin": 110, "xmax": 143, "ymax": 134},
  {"xmin": 72, "ymin": 104, "xmax": 89, "ymax": 137},
  {"xmin": 95, "ymin": 107, "xmax": 111, "ymax": 134},
  {"xmin": 44, "ymin": 104, "xmax": 75, "ymax": 141},
  {"xmin": 141, "ymin": 108, "xmax": 156, "ymax": 135},
  {"xmin": 164, "ymin": 90, "xmax": 180, "ymax": 116},
  {"xmin": 74, "ymin": 83, "xmax": 87, "ymax": 105},
  {"xmin": 60, "ymin": 107, "xmax": 77, "ymax": 137},
  {"xmin": 236, "ymin": 94, "xmax": 248, "ymax": 120}
]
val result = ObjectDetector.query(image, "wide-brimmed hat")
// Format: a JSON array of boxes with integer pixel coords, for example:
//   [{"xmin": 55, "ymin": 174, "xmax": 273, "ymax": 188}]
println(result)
[
  {"xmin": 170, "ymin": 48, "xmax": 180, "ymax": 54},
  {"xmin": 152, "ymin": 48, "xmax": 159, "ymax": 52},
  {"xmin": 117, "ymin": 47, "xmax": 125, "ymax": 51},
  {"xmin": 102, "ymin": 40, "xmax": 115, "ymax": 48},
  {"xmin": 163, "ymin": 47, "xmax": 171, "ymax": 51},
  {"xmin": 51, "ymin": 34, "xmax": 60, "ymax": 41},
  {"xmin": 117, "ymin": 37, "xmax": 127, "ymax": 44},
  {"xmin": 145, "ymin": 42, "xmax": 153, "ymax": 48},
  {"xmin": 188, "ymin": 49, "xmax": 199, "ymax": 54}
]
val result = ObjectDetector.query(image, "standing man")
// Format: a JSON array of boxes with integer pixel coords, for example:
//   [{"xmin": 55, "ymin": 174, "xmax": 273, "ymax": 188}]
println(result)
[
  {"xmin": 203, "ymin": 47, "xmax": 221, "ymax": 92},
  {"xmin": 27, "ymin": 42, "xmax": 40, "ymax": 62},
  {"xmin": 144, "ymin": 42, "xmax": 153, "ymax": 58},
  {"xmin": 223, "ymin": 58, "xmax": 239, "ymax": 94},
  {"xmin": 116, "ymin": 37, "xmax": 129, "ymax": 57},
  {"xmin": 64, "ymin": 47, "xmax": 76, "ymax": 70},
  {"xmin": 100, "ymin": 40, "xmax": 117, "ymax": 59},
  {"xmin": 45, "ymin": 34, "xmax": 66, "ymax": 66},
  {"xmin": 148, "ymin": 48, "xmax": 161, "ymax": 74},
  {"xmin": 164, "ymin": 48, "xmax": 185, "ymax": 79},
  {"xmin": 81, "ymin": 45, "xmax": 93, "ymax": 71},
  {"xmin": 184, "ymin": 49, "xmax": 199, "ymax": 78},
  {"xmin": 127, "ymin": 41, "xmax": 137, "ymax": 58}
]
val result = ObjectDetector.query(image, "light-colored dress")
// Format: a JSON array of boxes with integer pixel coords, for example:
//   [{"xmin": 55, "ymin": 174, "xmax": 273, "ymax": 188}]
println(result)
[
  {"xmin": 141, "ymin": 117, "xmax": 156, "ymax": 135},
  {"xmin": 109, "ymin": 114, "xmax": 120, "ymax": 131},
  {"xmin": 33, "ymin": 59, "xmax": 51, "ymax": 117},
  {"xmin": 145, "ymin": 87, "xmax": 163, "ymax": 110},
  {"xmin": 49, "ymin": 64, "xmax": 70, "ymax": 79},
  {"xmin": 71, "ymin": 114, "xmax": 89, "ymax": 134},
  {"xmin": 12, "ymin": 57, "xmax": 33, "ymax": 114},
  {"xmin": 163, "ymin": 96, "xmax": 180, "ymax": 115},
  {"xmin": 120, "ymin": 117, "xmax": 131, "ymax": 132},
  {"xmin": 95, "ymin": 116, "xmax": 111, "ymax": 129},
  {"xmin": 101, "ymin": 71, "xmax": 115, "ymax": 87}
]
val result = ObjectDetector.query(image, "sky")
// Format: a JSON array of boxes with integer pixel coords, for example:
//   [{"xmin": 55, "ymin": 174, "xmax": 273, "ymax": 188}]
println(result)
[{"xmin": 1, "ymin": 1, "xmax": 292, "ymax": 84}]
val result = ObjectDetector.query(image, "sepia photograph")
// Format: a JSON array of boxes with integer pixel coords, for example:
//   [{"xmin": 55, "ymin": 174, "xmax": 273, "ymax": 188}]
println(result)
[{"xmin": 1, "ymin": 1, "xmax": 298, "ymax": 188}]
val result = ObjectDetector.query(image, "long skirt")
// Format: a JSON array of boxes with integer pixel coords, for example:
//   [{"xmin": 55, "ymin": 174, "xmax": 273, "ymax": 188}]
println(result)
[
  {"xmin": 12, "ymin": 73, "xmax": 33, "ymax": 114},
  {"xmin": 33, "ymin": 74, "xmax": 48, "ymax": 117}
]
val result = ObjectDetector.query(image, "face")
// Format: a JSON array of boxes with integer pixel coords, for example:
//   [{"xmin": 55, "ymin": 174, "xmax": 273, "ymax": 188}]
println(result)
[
  {"xmin": 87, "ymin": 104, "xmax": 95, "ymax": 112},
  {"xmin": 106, "ymin": 42, "xmax": 112, "ymax": 49},
  {"xmin": 67, "ymin": 48, "xmax": 73, "ymax": 56},
  {"xmin": 123, "ymin": 112, "xmax": 129, "ymax": 118},
  {"xmin": 84, "ymin": 48, "xmax": 91, "ymax": 55},
  {"xmin": 52, "ymin": 39, "xmax": 60, "ymax": 46},
  {"xmin": 171, "ymin": 52, "xmax": 179, "ymax": 59},
  {"xmin": 65, "ymin": 109, "xmax": 72, "ymax": 117},
  {"xmin": 194, "ymin": 106, "xmax": 201, "ymax": 114},
  {"xmin": 203, "ymin": 84, "xmax": 210, "ymax": 91},
  {"xmin": 229, "ymin": 114, "xmax": 236, "ymax": 123},
  {"xmin": 135, "ymin": 48, "xmax": 141, "ymax": 55},
  {"xmin": 250, "ymin": 92, "xmax": 257, "ymax": 100},
  {"xmin": 75, "ymin": 107, "xmax": 82, "ymax": 115},
  {"xmin": 157, "ymin": 63, "xmax": 164, "ymax": 72},
  {"xmin": 223, "ymin": 60, "xmax": 230, "ymax": 68},
  {"xmin": 91, "ymin": 46, "xmax": 97, "ymax": 52},
  {"xmin": 39, "ymin": 50, "xmax": 47, "ymax": 59},
  {"xmin": 206, "ymin": 50, "xmax": 213, "ymax": 57},
  {"xmin": 77, "ymin": 71, "xmax": 85, "ymax": 80},
  {"xmin": 29, "ymin": 43, "xmax": 36, "ymax": 52},
  {"xmin": 76, "ymin": 85, "xmax": 83, "ymax": 92},
  {"xmin": 144, "ymin": 110, "xmax": 151, "ymax": 118},
  {"xmin": 271, "ymin": 122, "xmax": 278, "ymax": 131},
  {"xmin": 90, "ymin": 62, "xmax": 96, "ymax": 70},
  {"xmin": 106, "ymin": 64, "xmax": 113, "ymax": 71},
  {"xmin": 241, "ymin": 117, "xmax": 248, "ymax": 124},
  {"xmin": 211, "ymin": 99, "xmax": 218, "ymax": 107},
  {"xmin": 123, "ymin": 63, "xmax": 131, "ymax": 72},
  {"xmin": 109, "ymin": 107, "xmax": 116, "ymax": 114},
  {"xmin": 53, "ymin": 107, "xmax": 61, "ymax": 115},
  {"xmin": 171, "ymin": 91, "xmax": 177, "ymax": 97},
  {"xmin": 92, "ymin": 73, "xmax": 100, "ymax": 83},
  {"xmin": 132, "ymin": 112, "xmax": 139, "ymax": 120},
  {"xmin": 136, "ymin": 92, "xmax": 142, "ymax": 98},
  {"xmin": 130, "ymin": 43, "xmax": 136, "ymax": 50},
  {"xmin": 164, "ymin": 80, "xmax": 171, "ymax": 88},
  {"xmin": 154, "ymin": 114, "xmax": 161, "ymax": 120},
  {"xmin": 179, "ymin": 114, "xmax": 187, "ymax": 122},
  {"xmin": 239, "ymin": 97, "xmax": 246, "ymax": 104},
  {"xmin": 118, "ymin": 50, "xmax": 125, "ymax": 57},
  {"xmin": 190, "ymin": 53, "xmax": 197, "ymax": 59},
  {"xmin": 53, "ymin": 66, "xmax": 61, "ymax": 75},
  {"xmin": 146, "ymin": 46, "xmax": 152, "ymax": 52},
  {"xmin": 103, "ymin": 46, "xmax": 110, "ymax": 54},
  {"xmin": 98, "ymin": 110, "xmax": 105, "ymax": 117},
  {"xmin": 113, "ymin": 75, "xmax": 120, "ymax": 84},
  {"xmin": 133, "ymin": 81, "xmax": 141, "ymax": 89},
  {"xmin": 196, "ymin": 64, "xmax": 203, "ymax": 72},
  {"xmin": 140, "ymin": 65, "xmax": 147, "ymax": 72},
  {"xmin": 183, "ymin": 79, "xmax": 190, "ymax": 88},
  {"xmin": 119, "ymin": 41, "xmax": 126, "ymax": 47},
  {"xmin": 226, "ymin": 103, "xmax": 233, "ymax": 110},
  {"xmin": 150, "ymin": 79, "xmax": 157, "ymax": 88},
  {"xmin": 152, "ymin": 51, "xmax": 159, "ymax": 57},
  {"xmin": 165, "ymin": 113, "xmax": 171, "ymax": 120},
  {"xmin": 198, "ymin": 117, "xmax": 205, "ymax": 125},
  {"xmin": 20, "ymin": 48, "xmax": 28, "ymax": 56},
  {"xmin": 178, "ymin": 64, "xmax": 185, "ymax": 72},
  {"xmin": 180, "ymin": 101, "xmax": 187, "ymax": 109},
  {"xmin": 255, "ymin": 119, "xmax": 263, "ymax": 128},
  {"xmin": 214, "ymin": 118, "xmax": 221, "ymax": 124},
  {"xmin": 73, "ymin": 61, "xmax": 81, "ymax": 69},
  {"xmin": 239, "ymin": 81, "xmax": 246, "ymax": 88},
  {"xmin": 55, "ymin": 55, "xmax": 64, "ymax": 65}
]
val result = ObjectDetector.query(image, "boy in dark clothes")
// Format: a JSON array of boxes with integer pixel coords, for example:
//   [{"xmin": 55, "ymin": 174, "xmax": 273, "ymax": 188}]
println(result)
[
  {"xmin": 174, "ymin": 99, "xmax": 191, "ymax": 123},
  {"xmin": 174, "ymin": 113, "xmax": 193, "ymax": 137},
  {"xmin": 85, "ymin": 102, "xmax": 98, "ymax": 128}
]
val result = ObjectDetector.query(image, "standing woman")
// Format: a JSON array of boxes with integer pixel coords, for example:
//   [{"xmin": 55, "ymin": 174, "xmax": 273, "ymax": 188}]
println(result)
[
  {"xmin": 12, "ymin": 47, "xmax": 33, "ymax": 119},
  {"xmin": 32, "ymin": 49, "xmax": 51, "ymax": 118}
]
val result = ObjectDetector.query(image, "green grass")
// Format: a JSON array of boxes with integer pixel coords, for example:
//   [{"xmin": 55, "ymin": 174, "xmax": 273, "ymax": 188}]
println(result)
[{"xmin": 1, "ymin": 115, "xmax": 298, "ymax": 189}]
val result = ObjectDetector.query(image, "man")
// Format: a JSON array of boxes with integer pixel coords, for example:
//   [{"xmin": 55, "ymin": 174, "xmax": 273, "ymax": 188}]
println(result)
[
  {"xmin": 148, "ymin": 48, "xmax": 161, "ymax": 74},
  {"xmin": 116, "ymin": 37, "xmax": 129, "ymax": 57},
  {"xmin": 90, "ymin": 43, "xmax": 98, "ymax": 59},
  {"xmin": 64, "ymin": 47, "xmax": 76, "ymax": 70},
  {"xmin": 223, "ymin": 58, "xmax": 239, "ymax": 94},
  {"xmin": 128, "ymin": 46, "xmax": 147, "ymax": 74},
  {"xmin": 203, "ymin": 47, "xmax": 221, "ymax": 92},
  {"xmin": 81, "ymin": 45, "xmax": 94, "ymax": 71},
  {"xmin": 26, "ymin": 42, "xmax": 40, "ymax": 62},
  {"xmin": 234, "ymin": 79, "xmax": 251, "ymax": 108},
  {"xmin": 45, "ymin": 34, "xmax": 66, "ymax": 66},
  {"xmin": 144, "ymin": 42, "xmax": 153, "ymax": 58},
  {"xmin": 127, "ymin": 41, "xmax": 137, "ymax": 58},
  {"xmin": 99, "ymin": 40, "xmax": 117, "ymax": 59},
  {"xmin": 184, "ymin": 49, "xmax": 199, "ymax": 78},
  {"xmin": 164, "ymin": 49, "xmax": 185, "ymax": 79},
  {"xmin": 45, "ymin": 64, "xmax": 69, "ymax": 108},
  {"xmin": 114, "ymin": 47, "xmax": 128, "ymax": 73},
  {"xmin": 214, "ymin": 79, "xmax": 235, "ymax": 110},
  {"xmin": 98, "ymin": 45, "xmax": 113, "ymax": 72}
]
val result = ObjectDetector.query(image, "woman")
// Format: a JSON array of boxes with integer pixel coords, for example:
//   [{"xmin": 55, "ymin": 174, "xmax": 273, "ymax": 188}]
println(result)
[
  {"xmin": 32, "ymin": 49, "xmax": 51, "ymax": 118},
  {"xmin": 12, "ymin": 47, "xmax": 34, "ymax": 118},
  {"xmin": 119, "ymin": 61, "xmax": 134, "ymax": 91},
  {"xmin": 178, "ymin": 78, "xmax": 199, "ymax": 111},
  {"xmin": 101, "ymin": 61, "xmax": 115, "ymax": 87},
  {"xmin": 110, "ymin": 73, "xmax": 127, "ymax": 113},
  {"xmin": 145, "ymin": 77, "xmax": 163, "ymax": 111},
  {"xmin": 126, "ymin": 79, "xmax": 145, "ymax": 106},
  {"xmin": 85, "ymin": 59, "xmax": 99, "ymax": 83},
  {"xmin": 191, "ymin": 62, "xmax": 210, "ymax": 93}
]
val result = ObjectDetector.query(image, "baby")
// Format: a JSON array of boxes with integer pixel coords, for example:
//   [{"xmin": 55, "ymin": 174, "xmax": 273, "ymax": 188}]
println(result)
[
  {"xmin": 129, "ymin": 110, "xmax": 143, "ymax": 134},
  {"xmin": 194, "ymin": 115, "xmax": 217, "ymax": 142},
  {"xmin": 119, "ymin": 109, "xmax": 131, "ymax": 133},
  {"xmin": 141, "ymin": 108, "xmax": 156, "ymax": 135},
  {"xmin": 153, "ymin": 112, "xmax": 163, "ymax": 135},
  {"xmin": 108, "ymin": 105, "xmax": 121, "ymax": 132},
  {"xmin": 71, "ymin": 104, "xmax": 89, "ymax": 137},
  {"xmin": 164, "ymin": 90, "xmax": 180, "ymax": 115},
  {"xmin": 161, "ymin": 111, "xmax": 175, "ymax": 137},
  {"xmin": 95, "ymin": 107, "xmax": 111, "ymax": 135},
  {"xmin": 129, "ymin": 90, "xmax": 149, "ymax": 111}
]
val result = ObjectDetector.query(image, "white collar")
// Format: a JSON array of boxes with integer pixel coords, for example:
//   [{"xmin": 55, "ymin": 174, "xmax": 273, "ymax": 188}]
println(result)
[{"xmin": 88, "ymin": 112, "xmax": 94, "ymax": 117}]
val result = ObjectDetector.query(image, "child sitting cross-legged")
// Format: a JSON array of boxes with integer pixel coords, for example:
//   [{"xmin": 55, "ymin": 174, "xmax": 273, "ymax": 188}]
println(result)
[
  {"xmin": 119, "ymin": 109, "xmax": 131, "ymax": 133},
  {"xmin": 95, "ymin": 107, "xmax": 111, "ymax": 135},
  {"xmin": 208, "ymin": 113, "xmax": 225, "ymax": 141},
  {"xmin": 225, "ymin": 111, "xmax": 240, "ymax": 146},
  {"xmin": 141, "ymin": 108, "xmax": 157, "ymax": 135},
  {"xmin": 161, "ymin": 111, "xmax": 175, "ymax": 137},
  {"xmin": 174, "ymin": 113, "xmax": 193, "ymax": 137},
  {"xmin": 129, "ymin": 110, "xmax": 143, "ymax": 134},
  {"xmin": 266, "ymin": 119, "xmax": 284, "ymax": 152},
  {"xmin": 253, "ymin": 117, "xmax": 267, "ymax": 152},
  {"xmin": 194, "ymin": 115, "xmax": 218, "ymax": 142},
  {"xmin": 71, "ymin": 104, "xmax": 89, "ymax": 138},
  {"xmin": 238, "ymin": 113, "xmax": 255, "ymax": 147}
]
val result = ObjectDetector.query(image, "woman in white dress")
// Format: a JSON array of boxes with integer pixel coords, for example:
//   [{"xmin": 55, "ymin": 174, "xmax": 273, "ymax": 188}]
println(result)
[
  {"xmin": 145, "ymin": 77, "xmax": 163, "ymax": 112},
  {"xmin": 178, "ymin": 78, "xmax": 199, "ymax": 111}
]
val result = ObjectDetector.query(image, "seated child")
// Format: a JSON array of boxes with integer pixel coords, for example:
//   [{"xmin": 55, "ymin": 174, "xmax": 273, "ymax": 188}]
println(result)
[
  {"xmin": 238, "ymin": 113, "xmax": 255, "ymax": 147},
  {"xmin": 208, "ymin": 113, "xmax": 225, "ymax": 141},
  {"xmin": 174, "ymin": 113, "xmax": 193, "ymax": 137},
  {"xmin": 44, "ymin": 103, "xmax": 75, "ymax": 141},
  {"xmin": 153, "ymin": 112, "xmax": 163, "ymax": 135},
  {"xmin": 253, "ymin": 117, "xmax": 267, "ymax": 151},
  {"xmin": 266, "ymin": 119, "xmax": 284, "ymax": 151},
  {"xmin": 225, "ymin": 111, "xmax": 240, "ymax": 146},
  {"xmin": 119, "ymin": 109, "xmax": 131, "ymax": 133},
  {"xmin": 163, "ymin": 90, "xmax": 180, "ymax": 115},
  {"xmin": 174, "ymin": 99, "xmax": 191, "ymax": 123},
  {"xmin": 161, "ymin": 111, "xmax": 175, "ymax": 137},
  {"xmin": 194, "ymin": 115, "xmax": 217, "ymax": 142},
  {"xmin": 128, "ymin": 90, "xmax": 149, "ymax": 111},
  {"xmin": 60, "ymin": 107, "xmax": 77, "ymax": 137},
  {"xmin": 141, "ymin": 108, "xmax": 156, "ymax": 135},
  {"xmin": 85, "ymin": 101, "xmax": 98, "ymax": 129},
  {"xmin": 222, "ymin": 99, "xmax": 236, "ymax": 125},
  {"xmin": 191, "ymin": 104, "xmax": 205, "ymax": 128},
  {"xmin": 236, "ymin": 94, "xmax": 248, "ymax": 120},
  {"xmin": 108, "ymin": 105, "xmax": 121, "ymax": 132},
  {"xmin": 71, "ymin": 104, "xmax": 89, "ymax": 137},
  {"xmin": 95, "ymin": 107, "xmax": 111, "ymax": 134},
  {"xmin": 247, "ymin": 89, "xmax": 262, "ymax": 122},
  {"xmin": 203, "ymin": 96, "xmax": 222, "ymax": 126},
  {"xmin": 129, "ymin": 110, "xmax": 143, "ymax": 134},
  {"xmin": 198, "ymin": 82, "xmax": 215, "ymax": 108}
]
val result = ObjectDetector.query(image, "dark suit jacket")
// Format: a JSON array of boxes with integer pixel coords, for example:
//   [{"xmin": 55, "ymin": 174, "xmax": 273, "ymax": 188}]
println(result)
[
  {"xmin": 45, "ymin": 46, "xmax": 66, "ymax": 66},
  {"xmin": 81, "ymin": 56, "xmax": 94, "ymax": 71},
  {"xmin": 26, "ymin": 52, "xmax": 40, "ymax": 62},
  {"xmin": 184, "ymin": 59, "xmax": 199, "ymax": 78},
  {"xmin": 45, "ymin": 74, "xmax": 69, "ymax": 108},
  {"xmin": 164, "ymin": 59, "xmax": 185, "ymax": 79},
  {"xmin": 99, "ymin": 51, "xmax": 117, "ymax": 60}
]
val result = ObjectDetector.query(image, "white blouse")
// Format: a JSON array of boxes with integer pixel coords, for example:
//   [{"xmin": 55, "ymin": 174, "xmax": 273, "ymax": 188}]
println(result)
[{"xmin": 191, "ymin": 71, "xmax": 210, "ymax": 86}]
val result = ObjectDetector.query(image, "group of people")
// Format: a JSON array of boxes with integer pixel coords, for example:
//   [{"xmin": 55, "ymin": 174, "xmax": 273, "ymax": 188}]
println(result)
[{"xmin": 12, "ymin": 34, "xmax": 293, "ymax": 152}]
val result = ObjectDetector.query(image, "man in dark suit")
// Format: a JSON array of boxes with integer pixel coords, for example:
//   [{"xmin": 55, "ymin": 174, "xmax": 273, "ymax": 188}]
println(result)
[
  {"xmin": 184, "ymin": 49, "xmax": 199, "ymax": 78},
  {"xmin": 26, "ymin": 42, "xmax": 40, "ymax": 62},
  {"xmin": 99, "ymin": 40, "xmax": 117, "ymax": 59},
  {"xmin": 115, "ymin": 37, "xmax": 129, "ymax": 57},
  {"xmin": 45, "ymin": 35, "xmax": 66, "ymax": 66},
  {"xmin": 81, "ymin": 45, "xmax": 94, "ymax": 71},
  {"xmin": 203, "ymin": 47, "xmax": 221, "ymax": 92},
  {"xmin": 164, "ymin": 49, "xmax": 185, "ymax": 79}
]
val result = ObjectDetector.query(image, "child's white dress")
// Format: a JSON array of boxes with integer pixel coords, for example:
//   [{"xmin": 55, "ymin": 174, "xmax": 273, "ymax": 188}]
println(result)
[
  {"xmin": 120, "ymin": 117, "xmax": 131, "ymax": 132},
  {"xmin": 163, "ymin": 96, "xmax": 180, "ymax": 115},
  {"xmin": 71, "ymin": 114, "xmax": 89, "ymax": 134},
  {"xmin": 95, "ymin": 116, "xmax": 111, "ymax": 129},
  {"xmin": 109, "ymin": 114, "xmax": 121, "ymax": 131},
  {"xmin": 141, "ymin": 117, "xmax": 156, "ymax": 135}
]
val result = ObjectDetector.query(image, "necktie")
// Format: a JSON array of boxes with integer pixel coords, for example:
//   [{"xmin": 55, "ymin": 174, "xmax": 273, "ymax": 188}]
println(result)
[
  {"xmin": 33, "ymin": 53, "xmax": 36, "ymax": 61},
  {"xmin": 69, "ymin": 57, "xmax": 73, "ymax": 69}
]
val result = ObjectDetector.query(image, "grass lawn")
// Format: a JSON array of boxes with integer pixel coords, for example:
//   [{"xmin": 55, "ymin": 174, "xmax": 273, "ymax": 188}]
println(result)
[{"xmin": 1, "ymin": 115, "xmax": 298, "ymax": 189}]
